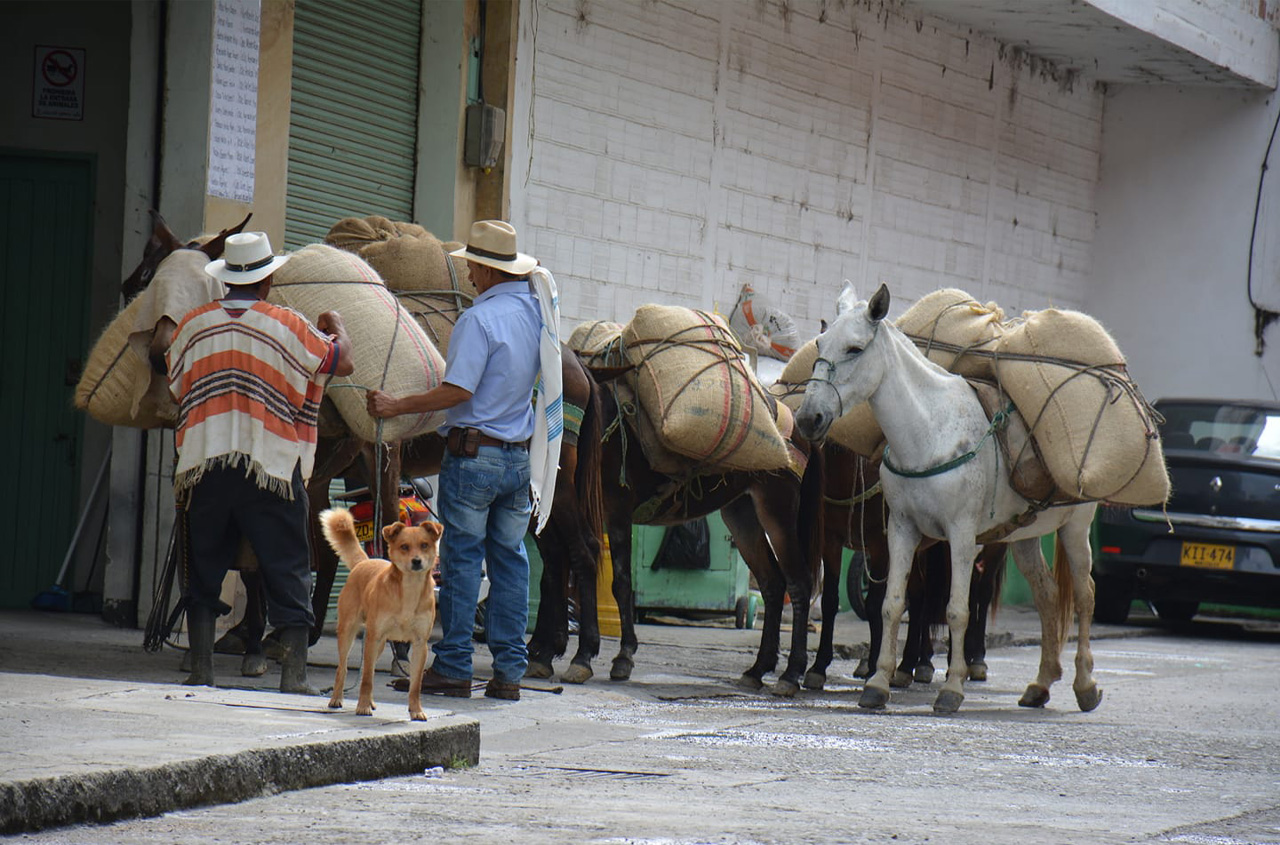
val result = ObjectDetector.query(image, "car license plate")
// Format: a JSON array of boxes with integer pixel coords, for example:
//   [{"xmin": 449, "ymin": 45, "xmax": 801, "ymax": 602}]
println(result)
[
  {"xmin": 355, "ymin": 521, "xmax": 375, "ymax": 543},
  {"xmin": 1179, "ymin": 542, "xmax": 1234, "ymax": 569}
]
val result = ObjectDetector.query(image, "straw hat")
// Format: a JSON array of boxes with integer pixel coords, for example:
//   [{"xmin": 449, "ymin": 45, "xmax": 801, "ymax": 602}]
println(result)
[
  {"xmin": 204, "ymin": 231, "xmax": 290, "ymax": 285},
  {"xmin": 449, "ymin": 220, "xmax": 537, "ymax": 275}
]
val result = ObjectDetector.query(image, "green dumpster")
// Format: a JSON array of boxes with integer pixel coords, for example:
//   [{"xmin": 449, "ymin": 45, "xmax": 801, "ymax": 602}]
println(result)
[{"xmin": 630, "ymin": 511, "xmax": 757, "ymax": 628}]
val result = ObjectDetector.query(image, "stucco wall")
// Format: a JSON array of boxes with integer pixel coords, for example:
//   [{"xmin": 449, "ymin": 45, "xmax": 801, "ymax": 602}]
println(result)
[
  {"xmin": 511, "ymin": 0, "xmax": 1105, "ymax": 336},
  {"xmin": 1092, "ymin": 83, "xmax": 1280, "ymax": 403}
]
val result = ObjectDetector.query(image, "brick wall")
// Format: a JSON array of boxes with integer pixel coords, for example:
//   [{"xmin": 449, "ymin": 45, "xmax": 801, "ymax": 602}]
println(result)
[{"xmin": 511, "ymin": 0, "xmax": 1104, "ymax": 336}]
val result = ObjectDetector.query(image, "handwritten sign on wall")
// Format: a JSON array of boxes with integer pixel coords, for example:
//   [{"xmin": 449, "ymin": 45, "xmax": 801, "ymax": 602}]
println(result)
[{"xmin": 207, "ymin": 0, "xmax": 259, "ymax": 203}]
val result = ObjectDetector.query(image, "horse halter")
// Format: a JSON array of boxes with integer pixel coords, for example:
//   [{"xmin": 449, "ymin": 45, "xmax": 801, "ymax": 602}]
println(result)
[{"xmin": 809, "ymin": 318, "xmax": 882, "ymax": 420}]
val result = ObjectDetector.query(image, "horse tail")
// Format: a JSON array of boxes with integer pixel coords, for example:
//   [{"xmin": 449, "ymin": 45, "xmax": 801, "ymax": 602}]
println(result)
[
  {"xmin": 1054, "ymin": 532, "xmax": 1074, "ymax": 642},
  {"xmin": 986, "ymin": 545, "xmax": 1007, "ymax": 619},
  {"xmin": 574, "ymin": 360, "xmax": 607, "ymax": 560},
  {"xmin": 319, "ymin": 508, "xmax": 368, "ymax": 570},
  {"xmin": 797, "ymin": 436, "xmax": 826, "ymax": 605}
]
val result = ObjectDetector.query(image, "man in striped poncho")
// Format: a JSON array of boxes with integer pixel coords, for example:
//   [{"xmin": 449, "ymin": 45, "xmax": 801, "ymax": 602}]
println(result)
[{"xmin": 166, "ymin": 231, "xmax": 354, "ymax": 694}]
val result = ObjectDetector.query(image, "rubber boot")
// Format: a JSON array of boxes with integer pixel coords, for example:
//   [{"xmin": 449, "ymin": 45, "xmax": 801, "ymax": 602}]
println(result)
[
  {"xmin": 278, "ymin": 626, "xmax": 319, "ymax": 695},
  {"xmin": 183, "ymin": 604, "xmax": 216, "ymax": 687}
]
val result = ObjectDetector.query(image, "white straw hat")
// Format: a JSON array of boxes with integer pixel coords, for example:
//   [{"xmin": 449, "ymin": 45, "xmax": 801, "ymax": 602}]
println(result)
[
  {"xmin": 449, "ymin": 220, "xmax": 537, "ymax": 275},
  {"xmin": 204, "ymin": 231, "xmax": 290, "ymax": 285}
]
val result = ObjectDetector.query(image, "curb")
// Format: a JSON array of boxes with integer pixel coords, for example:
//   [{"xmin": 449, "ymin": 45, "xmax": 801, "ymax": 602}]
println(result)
[{"xmin": 0, "ymin": 716, "xmax": 479, "ymax": 834}]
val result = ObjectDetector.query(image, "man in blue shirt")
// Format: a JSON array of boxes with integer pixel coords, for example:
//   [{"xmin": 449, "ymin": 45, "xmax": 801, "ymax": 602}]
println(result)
[{"xmin": 367, "ymin": 220, "xmax": 541, "ymax": 701}]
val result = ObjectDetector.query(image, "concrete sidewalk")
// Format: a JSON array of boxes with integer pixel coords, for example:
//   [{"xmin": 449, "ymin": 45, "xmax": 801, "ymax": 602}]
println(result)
[{"xmin": 0, "ymin": 603, "xmax": 1154, "ymax": 834}]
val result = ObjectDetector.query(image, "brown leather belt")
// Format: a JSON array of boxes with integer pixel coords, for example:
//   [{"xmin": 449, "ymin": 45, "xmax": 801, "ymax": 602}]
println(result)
[{"xmin": 447, "ymin": 427, "xmax": 529, "ymax": 457}]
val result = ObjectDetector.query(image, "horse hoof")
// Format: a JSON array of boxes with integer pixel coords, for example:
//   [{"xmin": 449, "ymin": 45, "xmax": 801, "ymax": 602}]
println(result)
[
  {"xmin": 771, "ymin": 678, "xmax": 800, "ymax": 698},
  {"xmin": 913, "ymin": 665, "xmax": 935, "ymax": 685},
  {"xmin": 561, "ymin": 663, "xmax": 594, "ymax": 685},
  {"xmin": 1018, "ymin": 684, "xmax": 1051, "ymax": 708},
  {"xmin": 737, "ymin": 673, "xmax": 765, "ymax": 691},
  {"xmin": 853, "ymin": 659, "xmax": 872, "ymax": 679},
  {"xmin": 932, "ymin": 689, "xmax": 964, "ymax": 714},
  {"xmin": 214, "ymin": 631, "xmax": 248, "ymax": 655},
  {"xmin": 858, "ymin": 686, "xmax": 889, "ymax": 710},
  {"xmin": 241, "ymin": 653, "xmax": 268, "ymax": 677},
  {"xmin": 1075, "ymin": 684, "xmax": 1103, "ymax": 712},
  {"xmin": 802, "ymin": 671, "xmax": 826, "ymax": 691},
  {"xmin": 609, "ymin": 656, "xmax": 634, "ymax": 682},
  {"xmin": 967, "ymin": 662, "xmax": 988, "ymax": 682},
  {"xmin": 525, "ymin": 661, "xmax": 554, "ymax": 680},
  {"xmin": 890, "ymin": 669, "xmax": 913, "ymax": 689}
]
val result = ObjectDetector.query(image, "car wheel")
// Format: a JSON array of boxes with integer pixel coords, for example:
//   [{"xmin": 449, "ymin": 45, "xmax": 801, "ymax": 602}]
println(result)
[
  {"xmin": 845, "ymin": 551, "xmax": 869, "ymax": 622},
  {"xmin": 1152, "ymin": 599, "xmax": 1199, "ymax": 623},
  {"xmin": 1092, "ymin": 577, "xmax": 1132, "ymax": 624}
]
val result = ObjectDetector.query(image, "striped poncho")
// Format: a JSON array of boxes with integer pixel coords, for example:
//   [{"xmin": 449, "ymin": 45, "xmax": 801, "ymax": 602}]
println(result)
[{"xmin": 166, "ymin": 295, "xmax": 338, "ymax": 500}]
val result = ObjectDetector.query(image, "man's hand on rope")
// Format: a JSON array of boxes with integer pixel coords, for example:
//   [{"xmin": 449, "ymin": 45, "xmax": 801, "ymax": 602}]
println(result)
[{"xmin": 366, "ymin": 389, "xmax": 400, "ymax": 419}]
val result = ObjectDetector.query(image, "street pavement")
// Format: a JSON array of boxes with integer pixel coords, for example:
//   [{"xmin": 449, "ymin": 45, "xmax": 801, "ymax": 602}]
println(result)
[{"xmin": 0, "ymin": 601, "xmax": 1154, "ymax": 835}]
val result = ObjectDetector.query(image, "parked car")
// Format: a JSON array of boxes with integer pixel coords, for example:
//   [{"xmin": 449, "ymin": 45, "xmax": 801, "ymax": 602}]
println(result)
[{"xmin": 1093, "ymin": 398, "xmax": 1280, "ymax": 623}]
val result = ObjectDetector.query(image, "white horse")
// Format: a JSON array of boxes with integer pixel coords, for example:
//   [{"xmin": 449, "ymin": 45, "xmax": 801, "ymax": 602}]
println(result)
[{"xmin": 795, "ymin": 283, "xmax": 1101, "ymax": 714}]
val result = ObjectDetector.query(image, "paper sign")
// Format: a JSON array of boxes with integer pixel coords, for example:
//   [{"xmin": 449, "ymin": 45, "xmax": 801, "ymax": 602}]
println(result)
[
  {"xmin": 33, "ymin": 46, "xmax": 85, "ymax": 121},
  {"xmin": 207, "ymin": 0, "xmax": 260, "ymax": 203}
]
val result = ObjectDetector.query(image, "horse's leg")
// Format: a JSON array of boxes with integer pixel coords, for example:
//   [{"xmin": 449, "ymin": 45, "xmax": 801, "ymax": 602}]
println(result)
[
  {"xmin": 307, "ymin": 436, "xmax": 363, "ymax": 645},
  {"xmin": 1011, "ymin": 536, "xmax": 1064, "ymax": 708},
  {"xmin": 720, "ymin": 495, "xmax": 784, "ymax": 691},
  {"xmin": 965, "ymin": 547, "xmax": 1002, "ymax": 682},
  {"xmin": 759, "ymin": 497, "xmax": 812, "ymax": 698},
  {"xmin": 932, "ymin": 533, "xmax": 978, "ymax": 713},
  {"xmin": 237, "ymin": 568, "xmax": 268, "ymax": 676},
  {"xmin": 858, "ymin": 536, "xmax": 889, "ymax": 679},
  {"xmin": 606, "ymin": 511, "xmax": 640, "ymax": 682},
  {"xmin": 527, "ymin": 526, "xmax": 569, "ymax": 679},
  {"xmin": 557, "ymin": 469, "xmax": 603, "ymax": 685},
  {"xmin": 803, "ymin": 504, "xmax": 846, "ymax": 690},
  {"xmin": 860, "ymin": 515, "xmax": 920, "ymax": 709},
  {"xmin": 1062, "ymin": 508, "xmax": 1102, "ymax": 711}
]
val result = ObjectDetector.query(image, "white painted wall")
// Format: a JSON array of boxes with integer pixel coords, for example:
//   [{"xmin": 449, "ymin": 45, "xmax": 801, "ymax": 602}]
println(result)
[
  {"xmin": 511, "ymin": 0, "xmax": 1105, "ymax": 338},
  {"xmin": 1092, "ymin": 83, "xmax": 1280, "ymax": 403}
]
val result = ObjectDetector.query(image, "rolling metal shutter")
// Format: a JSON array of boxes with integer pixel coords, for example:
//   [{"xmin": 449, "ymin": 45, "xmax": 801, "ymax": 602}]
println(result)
[{"xmin": 285, "ymin": 0, "xmax": 421, "ymax": 248}]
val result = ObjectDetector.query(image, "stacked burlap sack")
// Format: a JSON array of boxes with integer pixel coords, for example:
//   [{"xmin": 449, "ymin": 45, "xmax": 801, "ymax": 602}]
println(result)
[
  {"xmin": 76, "ymin": 249, "xmax": 224, "ymax": 428},
  {"xmin": 571, "ymin": 306, "xmax": 791, "ymax": 474},
  {"xmin": 770, "ymin": 287, "xmax": 1167, "ymax": 506},
  {"xmin": 567, "ymin": 319, "xmax": 626, "ymax": 368},
  {"xmin": 325, "ymin": 216, "xmax": 473, "ymax": 354},
  {"xmin": 268, "ymin": 244, "xmax": 447, "ymax": 443}
]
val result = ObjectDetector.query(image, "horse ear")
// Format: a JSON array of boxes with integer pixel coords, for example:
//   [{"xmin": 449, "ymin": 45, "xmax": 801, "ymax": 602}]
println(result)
[
  {"xmin": 836, "ymin": 280, "xmax": 859, "ymax": 316},
  {"xmin": 819, "ymin": 318, "xmax": 829, "ymax": 334},
  {"xmin": 198, "ymin": 212, "xmax": 253, "ymax": 258},
  {"xmin": 121, "ymin": 210, "xmax": 184, "ymax": 301},
  {"xmin": 868, "ymin": 283, "xmax": 890, "ymax": 323}
]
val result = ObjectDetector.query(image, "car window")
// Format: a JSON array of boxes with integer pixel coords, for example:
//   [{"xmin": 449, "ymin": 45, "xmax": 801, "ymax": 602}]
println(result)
[{"xmin": 1157, "ymin": 403, "xmax": 1280, "ymax": 461}]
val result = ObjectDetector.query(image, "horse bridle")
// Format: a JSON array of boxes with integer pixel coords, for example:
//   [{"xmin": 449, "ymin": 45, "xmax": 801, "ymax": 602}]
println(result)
[{"xmin": 808, "ymin": 318, "xmax": 882, "ymax": 420}]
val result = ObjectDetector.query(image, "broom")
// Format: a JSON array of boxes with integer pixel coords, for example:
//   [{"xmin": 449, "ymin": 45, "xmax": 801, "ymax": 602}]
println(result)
[{"xmin": 32, "ymin": 446, "xmax": 111, "ymax": 611}]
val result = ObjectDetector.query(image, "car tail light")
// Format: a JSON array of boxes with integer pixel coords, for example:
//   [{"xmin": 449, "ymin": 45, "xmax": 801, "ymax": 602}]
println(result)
[{"xmin": 1100, "ymin": 545, "xmax": 1122, "ymax": 554}]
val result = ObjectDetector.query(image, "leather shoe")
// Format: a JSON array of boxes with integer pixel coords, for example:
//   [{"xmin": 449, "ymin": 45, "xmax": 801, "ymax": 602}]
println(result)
[
  {"xmin": 484, "ymin": 678, "xmax": 521, "ymax": 701},
  {"xmin": 395, "ymin": 666, "xmax": 471, "ymax": 698}
]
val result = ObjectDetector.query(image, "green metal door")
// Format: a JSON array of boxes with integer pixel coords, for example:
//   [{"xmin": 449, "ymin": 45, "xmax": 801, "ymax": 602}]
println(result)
[
  {"xmin": 0, "ymin": 153, "xmax": 94, "ymax": 607},
  {"xmin": 285, "ymin": 0, "xmax": 422, "ymax": 248}
]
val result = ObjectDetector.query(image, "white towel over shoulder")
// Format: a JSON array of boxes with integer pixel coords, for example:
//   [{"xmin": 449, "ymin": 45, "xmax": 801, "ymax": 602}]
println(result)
[{"xmin": 529, "ymin": 266, "xmax": 563, "ymax": 534}]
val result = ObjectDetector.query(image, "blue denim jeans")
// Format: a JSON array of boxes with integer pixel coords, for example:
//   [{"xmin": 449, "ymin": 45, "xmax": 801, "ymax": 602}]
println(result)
[{"xmin": 432, "ymin": 446, "xmax": 532, "ymax": 683}]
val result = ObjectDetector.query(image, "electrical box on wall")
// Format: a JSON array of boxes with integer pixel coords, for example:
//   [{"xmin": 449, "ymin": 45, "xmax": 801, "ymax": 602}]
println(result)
[{"xmin": 464, "ymin": 102, "xmax": 506, "ymax": 169}]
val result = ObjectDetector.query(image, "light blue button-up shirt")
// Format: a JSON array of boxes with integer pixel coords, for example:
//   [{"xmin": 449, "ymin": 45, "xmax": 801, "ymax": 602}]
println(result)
[{"xmin": 441, "ymin": 279, "xmax": 542, "ymax": 442}]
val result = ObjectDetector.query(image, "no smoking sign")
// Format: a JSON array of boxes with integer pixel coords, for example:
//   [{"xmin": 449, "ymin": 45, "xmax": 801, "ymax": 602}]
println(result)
[{"xmin": 34, "ymin": 45, "xmax": 85, "ymax": 120}]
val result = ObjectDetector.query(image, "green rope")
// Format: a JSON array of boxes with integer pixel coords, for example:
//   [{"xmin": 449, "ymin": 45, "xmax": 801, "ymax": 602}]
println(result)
[{"xmin": 882, "ymin": 400, "xmax": 1014, "ymax": 479}]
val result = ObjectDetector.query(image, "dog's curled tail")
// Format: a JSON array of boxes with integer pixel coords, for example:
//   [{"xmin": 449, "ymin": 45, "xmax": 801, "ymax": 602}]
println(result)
[{"xmin": 319, "ymin": 508, "xmax": 369, "ymax": 570}]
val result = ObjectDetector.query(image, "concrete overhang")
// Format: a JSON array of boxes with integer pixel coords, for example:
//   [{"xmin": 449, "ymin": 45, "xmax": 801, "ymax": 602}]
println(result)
[{"xmin": 903, "ymin": 0, "xmax": 1280, "ymax": 88}]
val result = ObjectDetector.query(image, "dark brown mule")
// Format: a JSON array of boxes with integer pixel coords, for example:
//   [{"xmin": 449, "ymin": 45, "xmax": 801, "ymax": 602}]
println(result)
[
  {"xmin": 529, "ymin": 373, "xmax": 825, "ymax": 696},
  {"xmin": 804, "ymin": 441, "xmax": 1006, "ymax": 691}
]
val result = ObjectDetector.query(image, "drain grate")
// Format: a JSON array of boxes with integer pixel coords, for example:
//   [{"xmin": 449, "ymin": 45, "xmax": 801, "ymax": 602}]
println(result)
[{"xmin": 508, "ymin": 764, "xmax": 672, "ymax": 782}]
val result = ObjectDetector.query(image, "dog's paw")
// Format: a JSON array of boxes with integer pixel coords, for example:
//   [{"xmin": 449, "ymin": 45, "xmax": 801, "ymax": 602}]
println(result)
[
  {"xmin": 355, "ymin": 702, "xmax": 374, "ymax": 716},
  {"xmin": 410, "ymin": 709, "xmax": 427, "ymax": 721},
  {"xmin": 327, "ymin": 697, "xmax": 342, "ymax": 710}
]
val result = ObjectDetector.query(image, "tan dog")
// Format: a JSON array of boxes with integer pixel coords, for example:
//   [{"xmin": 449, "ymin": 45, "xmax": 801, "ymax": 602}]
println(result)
[{"xmin": 320, "ymin": 508, "xmax": 443, "ymax": 721}]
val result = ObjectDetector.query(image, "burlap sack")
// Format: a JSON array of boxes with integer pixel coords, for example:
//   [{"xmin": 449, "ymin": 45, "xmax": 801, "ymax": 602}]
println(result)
[
  {"xmin": 612, "ymin": 380, "xmax": 688, "ymax": 475},
  {"xmin": 622, "ymin": 305, "xmax": 789, "ymax": 472},
  {"xmin": 771, "ymin": 338, "xmax": 885, "ymax": 457},
  {"xmin": 269, "ymin": 244, "xmax": 447, "ymax": 444},
  {"xmin": 896, "ymin": 288, "xmax": 1005, "ymax": 380},
  {"xmin": 995, "ymin": 308, "xmax": 1169, "ymax": 505},
  {"xmin": 568, "ymin": 320, "xmax": 626, "ymax": 368},
  {"xmin": 75, "ymin": 250, "xmax": 223, "ymax": 429},
  {"xmin": 325, "ymin": 216, "xmax": 476, "ymax": 298}
]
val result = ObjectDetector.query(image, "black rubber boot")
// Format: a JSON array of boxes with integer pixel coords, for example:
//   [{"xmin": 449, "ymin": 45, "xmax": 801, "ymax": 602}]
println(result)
[
  {"xmin": 278, "ymin": 626, "xmax": 319, "ymax": 695},
  {"xmin": 183, "ymin": 604, "xmax": 216, "ymax": 687}
]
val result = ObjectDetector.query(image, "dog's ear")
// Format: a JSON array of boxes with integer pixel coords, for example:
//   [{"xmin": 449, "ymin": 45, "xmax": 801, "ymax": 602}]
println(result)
[
  {"xmin": 422, "ymin": 521, "xmax": 444, "ymax": 541},
  {"xmin": 381, "ymin": 522, "xmax": 406, "ymax": 542}
]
